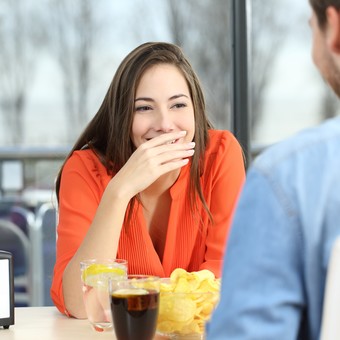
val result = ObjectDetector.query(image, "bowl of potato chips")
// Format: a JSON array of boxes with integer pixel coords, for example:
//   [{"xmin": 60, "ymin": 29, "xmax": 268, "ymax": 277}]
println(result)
[{"xmin": 156, "ymin": 268, "xmax": 220, "ymax": 339}]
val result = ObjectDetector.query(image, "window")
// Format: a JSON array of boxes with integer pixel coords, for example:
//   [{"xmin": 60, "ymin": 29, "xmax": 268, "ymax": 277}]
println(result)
[{"xmin": 250, "ymin": 0, "xmax": 339, "ymax": 155}]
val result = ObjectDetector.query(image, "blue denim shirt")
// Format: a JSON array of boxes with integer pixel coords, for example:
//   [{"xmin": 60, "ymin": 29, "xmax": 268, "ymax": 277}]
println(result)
[{"xmin": 206, "ymin": 117, "xmax": 340, "ymax": 340}]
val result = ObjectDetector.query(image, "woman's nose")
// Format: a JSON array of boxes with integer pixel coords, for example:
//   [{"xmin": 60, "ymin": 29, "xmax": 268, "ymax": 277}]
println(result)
[{"xmin": 154, "ymin": 109, "xmax": 174, "ymax": 132}]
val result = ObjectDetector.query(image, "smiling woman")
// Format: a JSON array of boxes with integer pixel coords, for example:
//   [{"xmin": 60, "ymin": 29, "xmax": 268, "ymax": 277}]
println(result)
[
  {"xmin": 50, "ymin": 42, "xmax": 245, "ymax": 320},
  {"xmin": 132, "ymin": 64, "xmax": 195, "ymax": 149}
]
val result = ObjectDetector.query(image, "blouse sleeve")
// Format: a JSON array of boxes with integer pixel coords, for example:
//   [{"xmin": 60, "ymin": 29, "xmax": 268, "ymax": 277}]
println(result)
[
  {"xmin": 50, "ymin": 151, "xmax": 106, "ymax": 315},
  {"xmin": 199, "ymin": 131, "xmax": 245, "ymax": 277}
]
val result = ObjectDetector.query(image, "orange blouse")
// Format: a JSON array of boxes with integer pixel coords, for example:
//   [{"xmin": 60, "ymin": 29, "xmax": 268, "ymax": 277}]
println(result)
[{"xmin": 51, "ymin": 130, "xmax": 245, "ymax": 314}]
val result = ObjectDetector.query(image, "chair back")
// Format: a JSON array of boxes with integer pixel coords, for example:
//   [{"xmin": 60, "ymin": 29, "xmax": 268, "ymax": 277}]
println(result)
[
  {"xmin": 32, "ymin": 202, "xmax": 57, "ymax": 306},
  {"xmin": 9, "ymin": 205, "xmax": 35, "ymax": 236},
  {"xmin": 320, "ymin": 235, "xmax": 340, "ymax": 340}
]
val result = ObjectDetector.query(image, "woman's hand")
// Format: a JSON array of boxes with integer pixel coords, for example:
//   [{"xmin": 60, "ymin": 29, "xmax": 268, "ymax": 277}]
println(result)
[{"xmin": 111, "ymin": 130, "xmax": 195, "ymax": 198}]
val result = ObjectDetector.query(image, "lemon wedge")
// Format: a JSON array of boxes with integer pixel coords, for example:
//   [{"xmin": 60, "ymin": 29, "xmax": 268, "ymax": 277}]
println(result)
[
  {"xmin": 82, "ymin": 264, "xmax": 126, "ymax": 287},
  {"xmin": 112, "ymin": 288, "xmax": 149, "ymax": 296}
]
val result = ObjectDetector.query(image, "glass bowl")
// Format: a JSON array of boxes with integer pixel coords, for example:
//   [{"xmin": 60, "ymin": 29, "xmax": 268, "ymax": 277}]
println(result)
[{"xmin": 156, "ymin": 279, "xmax": 220, "ymax": 339}]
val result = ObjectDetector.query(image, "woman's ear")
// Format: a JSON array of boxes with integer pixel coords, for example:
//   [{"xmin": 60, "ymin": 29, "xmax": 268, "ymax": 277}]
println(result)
[{"xmin": 326, "ymin": 7, "xmax": 340, "ymax": 53}]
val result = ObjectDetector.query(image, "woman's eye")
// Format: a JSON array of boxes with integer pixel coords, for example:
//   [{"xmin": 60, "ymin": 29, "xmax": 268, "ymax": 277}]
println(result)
[
  {"xmin": 172, "ymin": 103, "xmax": 186, "ymax": 109},
  {"xmin": 135, "ymin": 105, "xmax": 151, "ymax": 112}
]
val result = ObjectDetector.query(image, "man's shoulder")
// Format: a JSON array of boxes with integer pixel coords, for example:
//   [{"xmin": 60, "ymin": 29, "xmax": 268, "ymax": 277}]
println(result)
[{"xmin": 253, "ymin": 117, "xmax": 340, "ymax": 172}]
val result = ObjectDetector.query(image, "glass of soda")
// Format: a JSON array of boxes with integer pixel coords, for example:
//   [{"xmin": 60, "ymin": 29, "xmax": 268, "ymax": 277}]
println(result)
[
  {"xmin": 109, "ymin": 275, "xmax": 160, "ymax": 340},
  {"xmin": 80, "ymin": 259, "xmax": 128, "ymax": 332}
]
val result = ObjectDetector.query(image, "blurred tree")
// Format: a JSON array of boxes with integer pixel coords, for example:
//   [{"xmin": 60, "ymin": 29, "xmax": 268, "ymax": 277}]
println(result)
[
  {"xmin": 251, "ymin": 0, "xmax": 287, "ymax": 135},
  {"xmin": 165, "ymin": 0, "xmax": 232, "ymax": 128},
  {"xmin": 163, "ymin": 0, "xmax": 287, "ymax": 136},
  {"xmin": 47, "ymin": 0, "xmax": 98, "ymax": 143},
  {"xmin": 127, "ymin": 0, "xmax": 233, "ymax": 128},
  {"xmin": 0, "ymin": 0, "xmax": 45, "ymax": 145}
]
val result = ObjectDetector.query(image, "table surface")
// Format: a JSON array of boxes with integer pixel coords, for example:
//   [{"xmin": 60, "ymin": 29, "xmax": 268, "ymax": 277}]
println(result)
[{"xmin": 0, "ymin": 307, "xmax": 167, "ymax": 340}]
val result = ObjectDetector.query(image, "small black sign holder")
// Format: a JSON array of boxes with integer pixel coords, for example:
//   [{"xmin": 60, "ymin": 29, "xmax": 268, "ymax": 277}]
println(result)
[{"xmin": 0, "ymin": 250, "xmax": 14, "ymax": 329}]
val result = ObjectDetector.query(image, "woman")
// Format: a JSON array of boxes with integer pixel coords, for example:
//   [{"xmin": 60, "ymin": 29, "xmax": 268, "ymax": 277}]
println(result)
[{"xmin": 51, "ymin": 42, "xmax": 245, "ymax": 318}]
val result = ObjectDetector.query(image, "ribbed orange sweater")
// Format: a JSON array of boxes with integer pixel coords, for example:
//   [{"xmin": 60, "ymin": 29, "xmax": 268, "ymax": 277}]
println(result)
[{"xmin": 51, "ymin": 130, "xmax": 245, "ymax": 314}]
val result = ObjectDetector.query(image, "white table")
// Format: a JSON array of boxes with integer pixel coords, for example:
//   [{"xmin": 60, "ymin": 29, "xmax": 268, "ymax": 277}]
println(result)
[
  {"xmin": 0, "ymin": 307, "xmax": 115, "ymax": 340},
  {"xmin": 0, "ymin": 307, "xmax": 166, "ymax": 340}
]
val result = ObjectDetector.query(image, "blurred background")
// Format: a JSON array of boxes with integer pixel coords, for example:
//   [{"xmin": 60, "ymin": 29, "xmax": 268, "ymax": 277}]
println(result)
[{"xmin": 0, "ymin": 0, "xmax": 338, "ymax": 307}]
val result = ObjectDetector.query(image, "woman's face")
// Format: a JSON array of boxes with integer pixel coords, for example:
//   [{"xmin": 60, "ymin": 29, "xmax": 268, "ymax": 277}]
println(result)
[{"xmin": 131, "ymin": 64, "xmax": 195, "ymax": 148}]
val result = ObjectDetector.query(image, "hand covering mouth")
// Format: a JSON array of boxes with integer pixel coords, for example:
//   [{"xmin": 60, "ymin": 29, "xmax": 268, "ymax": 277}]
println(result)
[{"xmin": 146, "ymin": 138, "xmax": 178, "ymax": 144}]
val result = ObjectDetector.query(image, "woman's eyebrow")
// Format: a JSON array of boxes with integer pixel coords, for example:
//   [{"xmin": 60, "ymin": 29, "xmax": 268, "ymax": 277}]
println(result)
[
  {"xmin": 134, "ymin": 97, "xmax": 154, "ymax": 102},
  {"xmin": 135, "ymin": 94, "xmax": 189, "ymax": 102},
  {"xmin": 169, "ymin": 94, "xmax": 189, "ymax": 100}
]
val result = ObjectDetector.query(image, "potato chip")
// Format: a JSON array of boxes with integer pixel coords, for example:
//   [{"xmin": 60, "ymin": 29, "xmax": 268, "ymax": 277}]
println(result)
[
  {"xmin": 198, "ymin": 278, "xmax": 220, "ymax": 292},
  {"xmin": 160, "ymin": 281, "xmax": 175, "ymax": 292},
  {"xmin": 157, "ymin": 268, "xmax": 220, "ymax": 336},
  {"xmin": 159, "ymin": 293, "xmax": 195, "ymax": 323},
  {"xmin": 169, "ymin": 268, "xmax": 190, "ymax": 281},
  {"xmin": 192, "ymin": 269, "xmax": 215, "ymax": 282}
]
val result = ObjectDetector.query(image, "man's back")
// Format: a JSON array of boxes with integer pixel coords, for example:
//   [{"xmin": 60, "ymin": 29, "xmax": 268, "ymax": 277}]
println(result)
[
  {"xmin": 207, "ymin": 116, "xmax": 340, "ymax": 339},
  {"xmin": 207, "ymin": 1, "xmax": 340, "ymax": 339}
]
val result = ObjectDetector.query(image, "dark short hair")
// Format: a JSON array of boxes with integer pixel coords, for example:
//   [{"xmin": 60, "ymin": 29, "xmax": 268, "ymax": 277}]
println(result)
[{"xmin": 309, "ymin": 0, "xmax": 340, "ymax": 27}]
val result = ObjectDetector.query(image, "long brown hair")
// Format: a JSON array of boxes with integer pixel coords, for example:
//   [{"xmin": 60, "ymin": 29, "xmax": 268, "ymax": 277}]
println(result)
[{"xmin": 56, "ymin": 42, "xmax": 213, "ymax": 221}]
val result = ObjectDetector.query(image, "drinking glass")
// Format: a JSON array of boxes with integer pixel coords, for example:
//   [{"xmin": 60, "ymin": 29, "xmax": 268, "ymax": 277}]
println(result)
[
  {"xmin": 109, "ymin": 275, "xmax": 160, "ymax": 340},
  {"xmin": 80, "ymin": 259, "xmax": 127, "ymax": 332}
]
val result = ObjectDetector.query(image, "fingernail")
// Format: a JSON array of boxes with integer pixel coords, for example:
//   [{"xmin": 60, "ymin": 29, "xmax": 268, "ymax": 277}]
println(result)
[
  {"xmin": 187, "ymin": 142, "xmax": 195, "ymax": 147},
  {"xmin": 179, "ymin": 130, "xmax": 187, "ymax": 135}
]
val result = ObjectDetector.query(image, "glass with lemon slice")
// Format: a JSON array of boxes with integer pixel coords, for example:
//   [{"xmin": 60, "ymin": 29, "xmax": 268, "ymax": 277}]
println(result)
[{"xmin": 80, "ymin": 259, "xmax": 127, "ymax": 332}]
